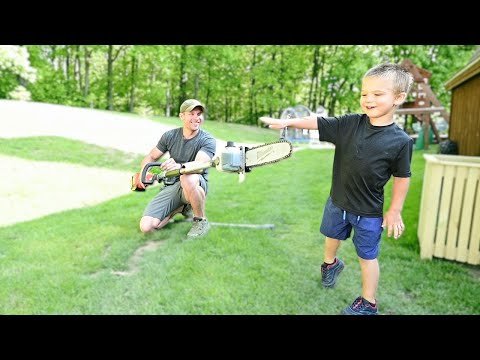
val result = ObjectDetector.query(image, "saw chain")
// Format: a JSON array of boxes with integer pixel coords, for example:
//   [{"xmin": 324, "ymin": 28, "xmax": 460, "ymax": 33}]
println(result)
[{"xmin": 244, "ymin": 139, "xmax": 293, "ymax": 169}]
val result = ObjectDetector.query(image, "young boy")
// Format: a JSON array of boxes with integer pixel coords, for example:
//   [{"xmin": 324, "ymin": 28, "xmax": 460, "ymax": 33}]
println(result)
[{"xmin": 260, "ymin": 63, "xmax": 414, "ymax": 315}]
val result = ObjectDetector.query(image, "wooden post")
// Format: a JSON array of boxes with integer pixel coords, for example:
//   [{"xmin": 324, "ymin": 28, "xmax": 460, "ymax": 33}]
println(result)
[
  {"xmin": 429, "ymin": 119, "xmax": 442, "ymax": 144},
  {"xmin": 423, "ymin": 115, "xmax": 430, "ymax": 150}
]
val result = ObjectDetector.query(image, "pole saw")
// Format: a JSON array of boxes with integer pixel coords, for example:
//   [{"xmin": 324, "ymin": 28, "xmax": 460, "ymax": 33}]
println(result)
[{"xmin": 131, "ymin": 139, "xmax": 293, "ymax": 191}]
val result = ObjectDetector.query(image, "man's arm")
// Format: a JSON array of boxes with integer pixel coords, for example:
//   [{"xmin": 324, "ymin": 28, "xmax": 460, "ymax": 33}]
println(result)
[
  {"xmin": 131, "ymin": 147, "xmax": 164, "ymax": 191},
  {"xmin": 160, "ymin": 146, "xmax": 215, "ymax": 174},
  {"xmin": 260, "ymin": 114, "xmax": 318, "ymax": 130},
  {"xmin": 134, "ymin": 147, "xmax": 164, "ymax": 188},
  {"xmin": 140, "ymin": 147, "xmax": 163, "ymax": 172},
  {"xmin": 383, "ymin": 176, "xmax": 410, "ymax": 239},
  {"xmin": 194, "ymin": 149, "xmax": 213, "ymax": 162}
]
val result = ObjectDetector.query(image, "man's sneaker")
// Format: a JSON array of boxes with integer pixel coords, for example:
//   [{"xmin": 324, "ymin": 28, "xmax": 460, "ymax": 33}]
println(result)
[
  {"xmin": 341, "ymin": 296, "xmax": 378, "ymax": 315},
  {"xmin": 181, "ymin": 204, "xmax": 193, "ymax": 222},
  {"xmin": 187, "ymin": 218, "xmax": 210, "ymax": 238},
  {"xmin": 320, "ymin": 258, "xmax": 344, "ymax": 288}
]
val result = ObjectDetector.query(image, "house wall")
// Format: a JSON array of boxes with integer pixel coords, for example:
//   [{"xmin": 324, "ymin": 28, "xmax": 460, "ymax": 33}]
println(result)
[{"xmin": 449, "ymin": 74, "xmax": 480, "ymax": 156}]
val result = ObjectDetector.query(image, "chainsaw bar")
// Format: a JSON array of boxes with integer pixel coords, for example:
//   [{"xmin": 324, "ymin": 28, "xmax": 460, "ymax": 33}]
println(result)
[{"xmin": 245, "ymin": 139, "xmax": 293, "ymax": 168}]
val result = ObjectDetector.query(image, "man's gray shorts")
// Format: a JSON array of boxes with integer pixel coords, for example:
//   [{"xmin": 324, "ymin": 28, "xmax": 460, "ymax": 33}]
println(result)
[{"xmin": 143, "ymin": 176, "xmax": 208, "ymax": 221}]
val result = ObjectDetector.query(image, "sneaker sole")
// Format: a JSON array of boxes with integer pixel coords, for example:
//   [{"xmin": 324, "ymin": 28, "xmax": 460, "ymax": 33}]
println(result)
[
  {"xmin": 341, "ymin": 307, "xmax": 378, "ymax": 315},
  {"xmin": 186, "ymin": 225, "xmax": 211, "ymax": 238}
]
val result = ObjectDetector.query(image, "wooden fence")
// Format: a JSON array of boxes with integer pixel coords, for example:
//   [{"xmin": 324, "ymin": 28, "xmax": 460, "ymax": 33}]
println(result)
[{"xmin": 418, "ymin": 154, "xmax": 480, "ymax": 265}]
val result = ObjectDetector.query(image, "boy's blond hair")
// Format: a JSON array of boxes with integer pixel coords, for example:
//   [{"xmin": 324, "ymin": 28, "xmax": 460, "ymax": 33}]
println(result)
[{"xmin": 364, "ymin": 63, "xmax": 414, "ymax": 95}]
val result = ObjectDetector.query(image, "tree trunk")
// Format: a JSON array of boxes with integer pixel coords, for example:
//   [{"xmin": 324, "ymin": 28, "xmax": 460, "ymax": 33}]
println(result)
[
  {"xmin": 178, "ymin": 45, "xmax": 187, "ymax": 107},
  {"xmin": 268, "ymin": 49, "xmax": 277, "ymax": 118},
  {"xmin": 205, "ymin": 65, "xmax": 211, "ymax": 120},
  {"xmin": 84, "ymin": 47, "xmax": 91, "ymax": 100},
  {"xmin": 75, "ymin": 45, "xmax": 82, "ymax": 92},
  {"xmin": 224, "ymin": 96, "xmax": 229, "ymax": 122},
  {"xmin": 105, "ymin": 45, "xmax": 124, "ymax": 110},
  {"xmin": 107, "ymin": 45, "xmax": 114, "ymax": 110},
  {"xmin": 277, "ymin": 49, "xmax": 285, "ymax": 119},
  {"xmin": 65, "ymin": 47, "xmax": 70, "ymax": 82},
  {"xmin": 129, "ymin": 54, "xmax": 137, "ymax": 113},
  {"xmin": 194, "ymin": 74, "xmax": 199, "ymax": 99},
  {"xmin": 166, "ymin": 88, "xmax": 171, "ymax": 117},
  {"xmin": 50, "ymin": 45, "xmax": 56, "ymax": 66},
  {"xmin": 318, "ymin": 50, "xmax": 327, "ymax": 107},
  {"xmin": 308, "ymin": 46, "xmax": 320, "ymax": 110},
  {"xmin": 249, "ymin": 46, "xmax": 257, "ymax": 125}
]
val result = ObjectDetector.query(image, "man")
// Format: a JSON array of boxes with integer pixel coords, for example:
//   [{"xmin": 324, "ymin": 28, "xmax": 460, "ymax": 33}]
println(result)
[{"xmin": 134, "ymin": 99, "xmax": 216, "ymax": 238}]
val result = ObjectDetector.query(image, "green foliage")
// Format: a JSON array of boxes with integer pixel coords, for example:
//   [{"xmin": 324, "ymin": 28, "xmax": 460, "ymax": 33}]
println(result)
[
  {"xmin": 29, "ymin": 71, "xmax": 72, "ymax": 105},
  {"xmin": 15, "ymin": 45, "xmax": 479, "ymax": 123},
  {"xmin": 0, "ymin": 46, "xmax": 36, "ymax": 82},
  {"xmin": 0, "ymin": 74, "xmax": 19, "ymax": 99},
  {"xmin": 0, "ymin": 45, "xmax": 37, "ymax": 99}
]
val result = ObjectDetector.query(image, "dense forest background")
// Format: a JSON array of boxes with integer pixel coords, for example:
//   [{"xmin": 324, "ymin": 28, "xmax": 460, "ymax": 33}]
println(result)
[{"xmin": 0, "ymin": 45, "xmax": 477, "ymax": 124}]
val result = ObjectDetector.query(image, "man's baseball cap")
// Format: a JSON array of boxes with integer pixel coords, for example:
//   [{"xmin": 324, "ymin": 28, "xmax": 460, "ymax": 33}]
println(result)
[{"xmin": 180, "ymin": 99, "xmax": 205, "ymax": 113}]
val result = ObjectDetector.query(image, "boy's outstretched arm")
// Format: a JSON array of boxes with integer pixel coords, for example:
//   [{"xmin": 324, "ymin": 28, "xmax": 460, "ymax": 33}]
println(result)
[
  {"xmin": 383, "ymin": 176, "xmax": 410, "ymax": 239},
  {"xmin": 260, "ymin": 115, "xmax": 318, "ymax": 130}
]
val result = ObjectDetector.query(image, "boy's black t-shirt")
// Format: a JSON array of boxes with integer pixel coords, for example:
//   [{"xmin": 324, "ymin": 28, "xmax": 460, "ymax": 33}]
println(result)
[{"xmin": 318, "ymin": 113, "xmax": 413, "ymax": 217}]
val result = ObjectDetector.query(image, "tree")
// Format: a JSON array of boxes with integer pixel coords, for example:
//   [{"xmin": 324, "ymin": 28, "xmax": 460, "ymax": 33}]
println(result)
[
  {"xmin": 0, "ymin": 45, "xmax": 37, "ymax": 100},
  {"xmin": 18, "ymin": 45, "xmax": 478, "ymax": 125},
  {"xmin": 106, "ymin": 45, "xmax": 126, "ymax": 110}
]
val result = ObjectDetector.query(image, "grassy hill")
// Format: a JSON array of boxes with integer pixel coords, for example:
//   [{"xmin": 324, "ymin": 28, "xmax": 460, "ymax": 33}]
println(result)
[{"xmin": 0, "ymin": 116, "xmax": 479, "ymax": 315}]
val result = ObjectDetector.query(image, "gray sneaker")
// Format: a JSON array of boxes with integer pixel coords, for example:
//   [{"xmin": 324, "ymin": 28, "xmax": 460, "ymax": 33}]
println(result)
[
  {"xmin": 181, "ymin": 204, "xmax": 193, "ymax": 222},
  {"xmin": 321, "ymin": 258, "xmax": 344, "ymax": 288},
  {"xmin": 341, "ymin": 296, "xmax": 378, "ymax": 315},
  {"xmin": 187, "ymin": 218, "xmax": 210, "ymax": 238}
]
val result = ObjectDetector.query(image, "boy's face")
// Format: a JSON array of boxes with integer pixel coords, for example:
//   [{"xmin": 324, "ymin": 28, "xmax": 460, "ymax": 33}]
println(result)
[{"xmin": 360, "ymin": 76, "xmax": 405, "ymax": 120}]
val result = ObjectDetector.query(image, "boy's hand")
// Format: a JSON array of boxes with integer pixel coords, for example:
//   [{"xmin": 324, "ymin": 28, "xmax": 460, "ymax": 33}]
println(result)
[
  {"xmin": 382, "ymin": 209, "xmax": 405, "ymax": 239},
  {"xmin": 259, "ymin": 117, "xmax": 287, "ymax": 129}
]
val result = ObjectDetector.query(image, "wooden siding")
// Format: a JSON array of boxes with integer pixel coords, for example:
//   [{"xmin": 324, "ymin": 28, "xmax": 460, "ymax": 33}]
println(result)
[{"xmin": 449, "ymin": 74, "xmax": 480, "ymax": 156}]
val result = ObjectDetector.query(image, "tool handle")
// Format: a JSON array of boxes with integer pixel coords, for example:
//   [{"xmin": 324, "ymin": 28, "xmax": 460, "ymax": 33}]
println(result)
[
  {"xmin": 141, "ymin": 162, "xmax": 163, "ymax": 185},
  {"xmin": 141, "ymin": 159, "xmax": 219, "ymax": 185}
]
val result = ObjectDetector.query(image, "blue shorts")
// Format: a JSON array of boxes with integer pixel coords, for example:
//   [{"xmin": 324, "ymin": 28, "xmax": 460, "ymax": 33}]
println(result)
[{"xmin": 320, "ymin": 197, "xmax": 383, "ymax": 260}]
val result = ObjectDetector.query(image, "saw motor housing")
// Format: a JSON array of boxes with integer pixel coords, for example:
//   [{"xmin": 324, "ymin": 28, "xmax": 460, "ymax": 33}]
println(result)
[{"xmin": 218, "ymin": 141, "xmax": 250, "ymax": 173}]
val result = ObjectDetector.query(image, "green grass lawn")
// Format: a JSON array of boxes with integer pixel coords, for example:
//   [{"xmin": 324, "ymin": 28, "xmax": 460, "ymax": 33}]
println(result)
[
  {"xmin": 0, "ymin": 136, "xmax": 143, "ymax": 171},
  {"xmin": 0, "ymin": 123, "xmax": 479, "ymax": 314}
]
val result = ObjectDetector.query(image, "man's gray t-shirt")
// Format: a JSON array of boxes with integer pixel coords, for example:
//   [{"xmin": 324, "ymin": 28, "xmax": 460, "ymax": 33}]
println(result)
[{"xmin": 156, "ymin": 128, "xmax": 216, "ymax": 182}]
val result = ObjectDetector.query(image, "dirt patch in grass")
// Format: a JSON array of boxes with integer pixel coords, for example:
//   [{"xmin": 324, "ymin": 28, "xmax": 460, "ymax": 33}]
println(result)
[
  {"xmin": 111, "ymin": 240, "xmax": 165, "ymax": 276},
  {"xmin": 0, "ymin": 154, "xmax": 132, "ymax": 227}
]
